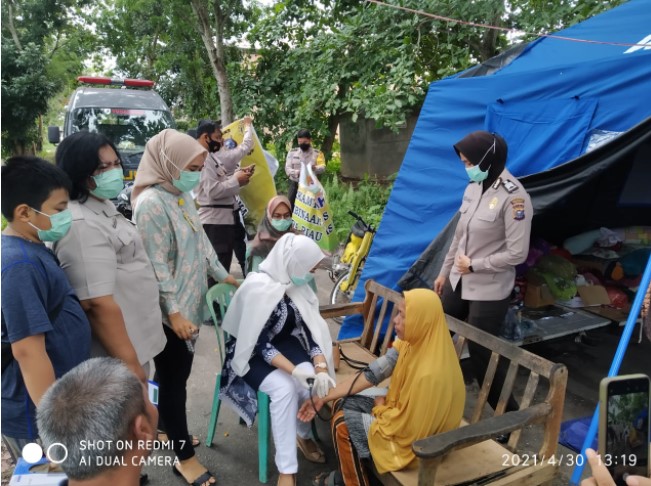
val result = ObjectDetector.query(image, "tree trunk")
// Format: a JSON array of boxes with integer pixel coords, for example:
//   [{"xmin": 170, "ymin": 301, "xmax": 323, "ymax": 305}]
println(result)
[
  {"xmin": 321, "ymin": 114, "xmax": 340, "ymax": 162},
  {"xmin": 191, "ymin": 0, "xmax": 234, "ymax": 126},
  {"xmin": 478, "ymin": 2, "xmax": 505, "ymax": 62},
  {"xmin": 36, "ymin": 115, "xmax": 43, "ymax": 153},
  {"xmin": 320, "ymin": 83, "xmax": 347, "ymax": 161}
]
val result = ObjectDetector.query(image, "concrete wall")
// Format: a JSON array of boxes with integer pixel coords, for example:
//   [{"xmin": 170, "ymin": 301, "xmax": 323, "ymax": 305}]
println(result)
[{"xmin": 339, "ymin": 111, "xmax": 419, "ymax": 180}]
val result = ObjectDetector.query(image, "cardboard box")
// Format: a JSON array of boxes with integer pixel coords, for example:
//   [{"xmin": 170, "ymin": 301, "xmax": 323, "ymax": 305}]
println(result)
[
  {"xmin": 576, "ymin": 285, "xmax": 611, "ymax": 306},
  {"xmin": 524, "ymin": 282, "xmax": 556, "ymax": 308}
]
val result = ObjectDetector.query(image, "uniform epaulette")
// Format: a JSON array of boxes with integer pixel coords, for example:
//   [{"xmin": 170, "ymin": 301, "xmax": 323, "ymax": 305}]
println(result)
[{"xmin": 502, "ymin": 179, "xmax": 519, "ymax": 194}]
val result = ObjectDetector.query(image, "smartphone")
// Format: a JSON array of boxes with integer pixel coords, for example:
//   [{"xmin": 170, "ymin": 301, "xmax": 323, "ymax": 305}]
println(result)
[{"xmin": 598, "ymin": 374, "xmax": 650, "ymax": 485}]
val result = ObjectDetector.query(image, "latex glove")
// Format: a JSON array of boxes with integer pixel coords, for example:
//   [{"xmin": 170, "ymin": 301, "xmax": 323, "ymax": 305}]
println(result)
[
  {"xmin": 291, "ymin": 367, "xmax": 316, "ymax": 389},
  {"xmin": 313, "ymin": 373, "xmax": 336, "ymax": 398}
]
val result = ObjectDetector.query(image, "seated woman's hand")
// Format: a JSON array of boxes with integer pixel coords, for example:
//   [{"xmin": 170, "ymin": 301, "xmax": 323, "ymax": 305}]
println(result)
[
  {"xmin": 374, "ymin": 396, "xmax": 386, "ymax": 407},
  {"xmin": 298, "ymin": 397, "xmax": 324, "ymax": 422}
]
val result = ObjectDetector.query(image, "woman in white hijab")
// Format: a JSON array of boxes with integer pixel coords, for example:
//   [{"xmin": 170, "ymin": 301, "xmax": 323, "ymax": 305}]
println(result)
[
  {"xmin": 133, "ymin": 129, "xmax": 238, "ymax": 486},
  {"xmin": 221, "ymin": 233, "xmax": 335, "ymax": 486}
]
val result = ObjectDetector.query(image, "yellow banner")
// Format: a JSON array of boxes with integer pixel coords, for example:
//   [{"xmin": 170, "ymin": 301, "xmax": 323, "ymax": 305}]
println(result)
[{"xmin": 220, "ymin": 119, "xmax": 277, "ymax": 226}]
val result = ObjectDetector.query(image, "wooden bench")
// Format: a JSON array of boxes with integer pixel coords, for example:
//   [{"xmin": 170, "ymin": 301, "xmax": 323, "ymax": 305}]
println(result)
[{"xmin": 320, "ymin": 279, "xmax": 569, "ymax": 486}]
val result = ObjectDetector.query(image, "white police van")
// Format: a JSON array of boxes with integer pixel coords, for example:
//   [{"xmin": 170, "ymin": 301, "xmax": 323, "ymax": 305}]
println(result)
[{"xmin": 48, "ymin": 76, "xmax": 176, "ymax": 182}]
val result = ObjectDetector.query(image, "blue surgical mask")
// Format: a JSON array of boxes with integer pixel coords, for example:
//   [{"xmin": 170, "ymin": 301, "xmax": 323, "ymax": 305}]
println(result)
[
  {"xmin": 172, "ymin": 170, "xmax": 201, "ymax": 193},
  {"xmin": 91, "ymin": 168, "xmax": 124, "ymax": 199},
  {"xmin": 466, "ymin": 165, "xmax": 489, "ymax": 183},
  {"xmin": 271, "ymin": 218, "xmax": 292, "ymax": 231},
  {"xmin": 290, "ymin": 274, "xmax": 314, "ymax": 286},
  {"xmin": 28, "ymin": 208, "xmax": 73, "ymax": 242}
]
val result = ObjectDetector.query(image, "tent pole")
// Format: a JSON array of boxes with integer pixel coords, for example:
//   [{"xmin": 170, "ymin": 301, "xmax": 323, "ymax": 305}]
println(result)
[{"xmin": 570, "ymin": 254, "xmax": 651, "ymax": 484}]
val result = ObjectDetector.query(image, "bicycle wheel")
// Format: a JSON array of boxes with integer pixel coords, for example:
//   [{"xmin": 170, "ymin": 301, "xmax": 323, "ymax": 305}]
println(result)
[{"xmin": 329, "ymin": 270, "xmax": 353, "ymax": 324}]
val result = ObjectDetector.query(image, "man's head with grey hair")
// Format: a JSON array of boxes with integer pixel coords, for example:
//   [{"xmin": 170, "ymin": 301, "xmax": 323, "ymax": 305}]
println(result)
[{"xmin": 37, "ymin": 357, "xmax": 157, "ymax": 481}]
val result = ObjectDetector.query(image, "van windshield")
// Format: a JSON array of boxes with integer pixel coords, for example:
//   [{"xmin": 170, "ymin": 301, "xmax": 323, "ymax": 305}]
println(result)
[{"xmin": 70, "ymin": 108, "xmax": 175, "ymax": 152}]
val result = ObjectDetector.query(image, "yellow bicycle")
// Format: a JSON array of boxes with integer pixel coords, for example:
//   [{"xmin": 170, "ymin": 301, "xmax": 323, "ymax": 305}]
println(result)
[{"xmin": 329, "ymin": 211, "xmax": 376, "ymax": 321}]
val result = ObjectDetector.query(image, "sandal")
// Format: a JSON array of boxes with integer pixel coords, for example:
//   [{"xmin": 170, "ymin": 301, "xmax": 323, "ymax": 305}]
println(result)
[
  {"xmin": 172, "ymin": 464, "xmax": 216, "ymax": 486},
  {"xmin": 313, "ymin": 471, "xmax": 338, "ymax": 486},
  {"xmin": 297, "ymin": 436, "xmax": 326, "ymax": 464}
]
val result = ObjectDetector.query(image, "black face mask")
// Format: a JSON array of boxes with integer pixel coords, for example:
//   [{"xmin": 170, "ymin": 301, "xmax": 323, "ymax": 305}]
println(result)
[
  {"xmin": 206, "ymin": 136, "xmax": 221, "ymax": 153},
  {"xmin": 299, "ymin": 143, "xmax": 311, "ymax": 152}
]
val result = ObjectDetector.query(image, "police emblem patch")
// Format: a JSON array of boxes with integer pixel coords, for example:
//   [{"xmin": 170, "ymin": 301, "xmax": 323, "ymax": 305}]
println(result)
[{"xmin": 511, "ymin": 198, "xmax": 526, "ymax": 220}]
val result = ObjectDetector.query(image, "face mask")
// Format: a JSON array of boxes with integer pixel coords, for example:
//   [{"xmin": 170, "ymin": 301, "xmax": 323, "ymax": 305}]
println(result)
[
  {"xmin": 299, "ymin": 143, "xmax": 311, "ymax": 152},
  {"xmin": 160, "ymin": 148, "xmax": 203, "ymax": 193},
  {"xmin": 172, "ymin": 170, "xmax": 201, "ymax": 193},
  {"xmin": 290, "ymin": 274, "xmax": 314, "ymax": 286},
  {"xmin": 466, "ymin": 165, "xmax": 489, "ymax": 183},
  {"xmin": 271, "ymin": 218, "xmax": 292, "ymax": 231},
  {"xmin": 28, "ymin": 208, "xmax": 73, "ymax": 242},
  {"xmin": 90, "ymin": 168, "xmax": 124, "ymax": 199},
  {"xmin": 207, "ymin": 138, "xmax": 221, "ymax": 153}
]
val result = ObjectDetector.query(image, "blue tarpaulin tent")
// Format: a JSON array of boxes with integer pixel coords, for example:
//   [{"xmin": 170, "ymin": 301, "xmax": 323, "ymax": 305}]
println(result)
[{"xmin": 340, "ymin": 0, "xmax": 651, "ymax": 339}]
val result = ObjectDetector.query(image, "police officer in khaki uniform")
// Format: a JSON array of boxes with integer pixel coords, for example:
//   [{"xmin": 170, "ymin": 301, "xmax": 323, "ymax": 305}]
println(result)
[
  {"xmin": 285, "ymin": 129, "xmax": 326, "ymax": 210},
  {"xmin": 434, "ymin": 131, "xmax": 532, "ymax": 414},
  {"xmin": 196, "ymin": 117, "xmax": 254, "ymax": 275}
]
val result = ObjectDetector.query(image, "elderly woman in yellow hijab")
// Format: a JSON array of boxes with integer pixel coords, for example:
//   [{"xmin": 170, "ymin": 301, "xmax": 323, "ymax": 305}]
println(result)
[
  {"xmin": 299, "ymin": 288, "xmax": 465, "ymax": 486},
  {"xmin": 133, "ymin": 129, "xmax": 238, "ymax": 486}
]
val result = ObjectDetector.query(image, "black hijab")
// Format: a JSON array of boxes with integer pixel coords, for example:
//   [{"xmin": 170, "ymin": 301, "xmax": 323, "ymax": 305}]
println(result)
[{"xmin": 453, "ymin": 131, "xmax": 508, "ymax": 192}]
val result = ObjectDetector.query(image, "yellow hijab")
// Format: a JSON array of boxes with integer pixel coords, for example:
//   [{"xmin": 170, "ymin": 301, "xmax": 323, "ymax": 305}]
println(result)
[{"xmin": 368, "ymin": 288, "xmax": 466, "ymax": 474}]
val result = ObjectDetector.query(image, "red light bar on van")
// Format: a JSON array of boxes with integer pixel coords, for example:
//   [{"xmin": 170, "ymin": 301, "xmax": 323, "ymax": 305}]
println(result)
[{"xmin": 77, "ymin": 76, "xmax": 155, "ymax": 88}]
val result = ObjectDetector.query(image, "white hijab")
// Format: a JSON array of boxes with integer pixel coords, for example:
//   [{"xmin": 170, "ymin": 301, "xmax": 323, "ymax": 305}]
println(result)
[{"xmin": 223, "ymin": 233, "xmax": 334, "ymax": 377}]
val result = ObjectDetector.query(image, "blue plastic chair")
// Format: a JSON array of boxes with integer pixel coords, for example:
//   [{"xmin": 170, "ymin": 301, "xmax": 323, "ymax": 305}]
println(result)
[{"xmin": 205, "ymin": 283, "xmax": 271, "ymax": 484}]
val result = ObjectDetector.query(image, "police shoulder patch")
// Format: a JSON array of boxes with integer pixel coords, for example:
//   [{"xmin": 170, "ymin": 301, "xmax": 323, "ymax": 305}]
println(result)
[
  {"xmin": 511, "ymin": 197, "xmax": 526, "ymax": 221},
  {"xmin": 502, "ymin": 179, "xmax": 518, "ymax": 193}
]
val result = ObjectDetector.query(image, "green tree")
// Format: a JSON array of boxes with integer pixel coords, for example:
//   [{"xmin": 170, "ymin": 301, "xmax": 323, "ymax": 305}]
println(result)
[
  {"xmin": 230, "ymin": 0, "xmax": 622, "ymax": 163},
  {"xmin": 94, "ymin": 0, "xmax": 254, "ymax": 126},
  {"xmin": 1, "ymin": 0, "xmax": 92, "ymax": 156}
]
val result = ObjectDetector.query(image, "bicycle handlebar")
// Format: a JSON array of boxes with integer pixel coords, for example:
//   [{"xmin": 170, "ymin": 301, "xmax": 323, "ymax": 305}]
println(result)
[{"xmin": 347, "ymin": 210, "xmax": 375, "ymax": 233}]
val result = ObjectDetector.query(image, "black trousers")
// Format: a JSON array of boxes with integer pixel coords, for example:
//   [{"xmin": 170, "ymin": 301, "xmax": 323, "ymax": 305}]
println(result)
[
  {"xmin": 440, "ymin": 280, "xmax": 519, "ymax": 412},
  {"xmin": 287, "ymin": 180, "xmax": 299, "ymax": 211},
  {"xmin": 204, "ymin": 218, "xmax": 246, "ymax": 276},
  {"xmin": 154, "ymin": 325, "xmax": 195, "ymax": 460}
]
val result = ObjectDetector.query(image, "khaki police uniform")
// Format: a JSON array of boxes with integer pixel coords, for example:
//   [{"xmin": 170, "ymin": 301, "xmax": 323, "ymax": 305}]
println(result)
[
  {"xmin": 197, "ymin": 126, "xmax": 254, "ymax": 226},
  {"xmin": 53, "ymin": 198, "xmax": 166, "ymax": 366},
  {"xmin": 440, "ymin": 168, "xmax": 533, "ymax": 301},
  {"xmin": 285, "ymin": 146, "xmax": 326, "ymax": 208},
  {"xmin": 284, "ymin": 146, "xmax": 326, "ymax": 182},
  {"xmin": 438, "ymin": 168, "xmax": 532, "ymax": 413}
]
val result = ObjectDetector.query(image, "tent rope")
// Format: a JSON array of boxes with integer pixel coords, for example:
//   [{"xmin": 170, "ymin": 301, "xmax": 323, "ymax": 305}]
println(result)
[{"xmin": 367, "ymin": 0, "xmax": 651, "ymax": 48}]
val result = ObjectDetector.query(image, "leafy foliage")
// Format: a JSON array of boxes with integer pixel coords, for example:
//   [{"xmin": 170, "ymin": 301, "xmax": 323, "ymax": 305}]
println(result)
[{"xmin": 1, "ymin": 0, "xmax": 95, "ymax": 155}]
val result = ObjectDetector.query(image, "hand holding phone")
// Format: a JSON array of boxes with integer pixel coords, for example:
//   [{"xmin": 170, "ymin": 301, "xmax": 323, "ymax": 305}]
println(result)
[{"xmin": 598, "ymin": 374, "xmax": 650, "ymax": 485}]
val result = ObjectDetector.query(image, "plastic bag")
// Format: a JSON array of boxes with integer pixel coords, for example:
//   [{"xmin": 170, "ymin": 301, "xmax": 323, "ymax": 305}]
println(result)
[{"xmin": 292, "ymin": 162, "xmax": 337, "ymax": 253}]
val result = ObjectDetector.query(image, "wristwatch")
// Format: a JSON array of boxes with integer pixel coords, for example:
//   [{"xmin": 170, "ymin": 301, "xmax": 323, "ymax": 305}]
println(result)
[
  {"xmin": 468, "ymin": 260, "xmax": 474, "ymax": 273},
  {"xmin": 314, "ymin": 362, "xmax": 328, "ymax": 370}
]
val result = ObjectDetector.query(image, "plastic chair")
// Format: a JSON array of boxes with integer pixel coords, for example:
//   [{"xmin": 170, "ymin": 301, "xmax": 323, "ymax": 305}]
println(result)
[
  {"xmin": 205, "ymin": 283, "xmax": 271, "ymax": 483},
  {"xmin": 205, "ymin": 283, "xmax": 321, "ymax": 484}
]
